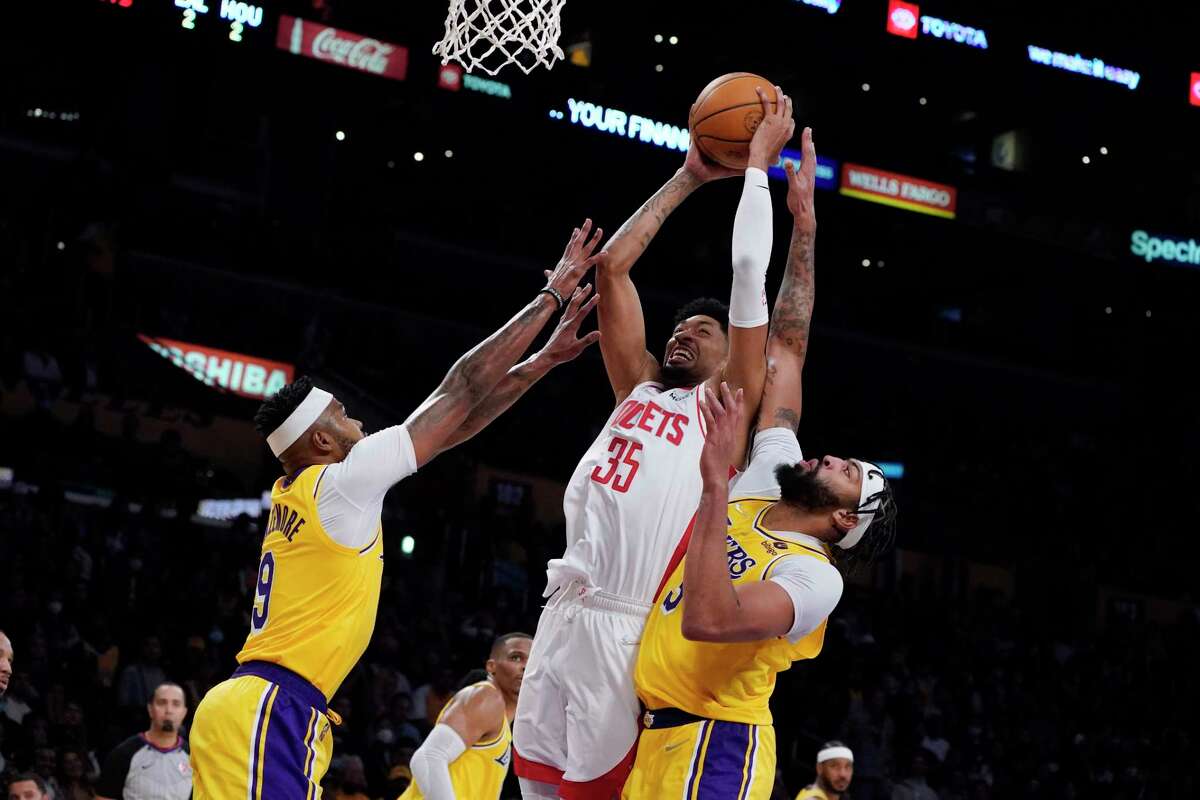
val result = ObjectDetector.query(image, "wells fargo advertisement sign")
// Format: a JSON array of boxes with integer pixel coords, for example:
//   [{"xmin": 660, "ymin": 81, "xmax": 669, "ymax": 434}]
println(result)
[{"xmin": 839, "ymin": 163, "xmax": 958, "ymax": 219}]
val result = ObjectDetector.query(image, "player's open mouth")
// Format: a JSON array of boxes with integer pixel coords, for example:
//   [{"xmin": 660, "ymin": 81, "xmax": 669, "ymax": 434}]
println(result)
[{"xmin": 667, "ymin": 345, "xmax": 695, "ymax": 364}]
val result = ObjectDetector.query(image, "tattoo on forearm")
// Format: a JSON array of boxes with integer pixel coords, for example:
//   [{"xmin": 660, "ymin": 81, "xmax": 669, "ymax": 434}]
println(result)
[
  {"xmin": 769, "ymin": 228, "xmax": 815, "ymax": 358},
  {"xmin": 413, "ymin": 300, "xmax": 550, "ymax": 436},
  {"xmin": 610, "ymin": 171, "xmax": 700, "ymax": 252},
  {"xmin": 460, "ymin": 364, "xmax": 538, "ymax": 434}
]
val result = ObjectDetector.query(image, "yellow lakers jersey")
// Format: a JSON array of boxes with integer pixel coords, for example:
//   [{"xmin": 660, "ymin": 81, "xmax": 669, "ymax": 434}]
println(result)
[
  {"xmin": 236, "ymin": 465, "xmax": 384, "ymax": 701},
  {"xmin": 795, "ymin": 786, "xmax": 831, "ymax": 800},
  {"xmin": 635, "ymin": 497, "xmax": 831, "ymax": 726},
  {"xmin": 398, "ymin": 683, "xmax": 512, "ymax": 800}
]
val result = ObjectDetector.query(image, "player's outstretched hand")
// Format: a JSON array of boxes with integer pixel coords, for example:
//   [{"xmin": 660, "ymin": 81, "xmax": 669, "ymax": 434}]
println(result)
[
  {"xmin": 748, "ymin": 84, "xmax": 794, "ymax": 172},
  {"xmin": 537, "ymin": 284, "xmax": 602, "ymax": 367},
  {"xmin": 683, "ymin": 136, "xmax": 741, "ymax": 183},
  {"xmin": 545, "ymin": 219, "xmax": 606, "ymax": 300},
  {"xmin": 784, "ymin": 127, "xmax": 817, "ymax": 234},
  {"xmin": 698, "ymin": 381, "xmax": 745, "ymax": 487}
]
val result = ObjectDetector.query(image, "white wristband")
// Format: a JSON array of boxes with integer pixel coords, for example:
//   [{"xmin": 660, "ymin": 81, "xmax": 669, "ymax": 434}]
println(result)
[{"xmin": 729, "ymin": 167, "xmax": 772, "ymax": 329}]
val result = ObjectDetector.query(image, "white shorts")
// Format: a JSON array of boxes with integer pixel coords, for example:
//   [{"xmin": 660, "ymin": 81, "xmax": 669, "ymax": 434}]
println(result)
[{"xmin": 513, "ymin": 580, "xmax": 651, "ymax": 790}]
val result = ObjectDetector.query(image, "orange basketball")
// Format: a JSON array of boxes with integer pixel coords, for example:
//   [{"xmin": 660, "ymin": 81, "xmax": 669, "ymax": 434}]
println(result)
[{"xmin": 689, "ymin": 73, "xmax": 780, "ymax": 170}]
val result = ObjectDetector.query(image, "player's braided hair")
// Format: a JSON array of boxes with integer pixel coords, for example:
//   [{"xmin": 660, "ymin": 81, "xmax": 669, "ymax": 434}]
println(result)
[
  {"xmin": 673, "ymin": 297, "xmax": 729, "ymax": 333},
  {"xmin": 253, "ymin": 375, "xmax": 316, "ymax": 438}
]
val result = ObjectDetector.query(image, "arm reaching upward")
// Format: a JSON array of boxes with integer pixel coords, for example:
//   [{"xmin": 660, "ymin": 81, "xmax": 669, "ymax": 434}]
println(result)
[
  {"xmin": 758, "ymin": 126, "xmax": 817, "ymax": 433},
  {"xmin": 597, "ymin": 143, "xmax": 741, "ymax": 403},
  {"xmin": 438, "ymin": 284, "xmax": 601, "ymax": 451},
  {"xmin": 712, "ymin": 86, "xmax": 796, "ymax": 466},
  {"xmin": 406, "ymin": 221, "xmax": 605, "ymax": 465}
]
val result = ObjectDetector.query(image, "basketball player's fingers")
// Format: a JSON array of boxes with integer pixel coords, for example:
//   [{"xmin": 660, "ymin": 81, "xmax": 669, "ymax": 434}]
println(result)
[
  {"xmin": 566, "ymin": 284, "xmax": 592, "ymax": 315},
  {"xmin": 583, "ymin": 249, "xmax": 610, "ymax": 271},
  {"xmin": 756, "ymin": 87, "xmax": 771, "ymax": 120},
  {"xmin": 544, "ymin": 270, "xmax": 553, "ymax": 280},
  {"xmin": 784, "ymin": 92, "xmax": 794, "ymax": 121},
  {"xmin": 719, "ymin": 380, "xmax": 736, "ymax": 413},
  {"xmin": 581, "ymin": 226, "xmax": 604, "ymax": 258},
  {"xmin": 572, "ymin": 330, "xmax": 602, "ymax": 354},
  {"xmin": 698, "ymin": 389, "xmax": 717, "ymax": 429},
  {"xmin": 708, "ymin": 386, "xmax": 728, "ymax": 425}
]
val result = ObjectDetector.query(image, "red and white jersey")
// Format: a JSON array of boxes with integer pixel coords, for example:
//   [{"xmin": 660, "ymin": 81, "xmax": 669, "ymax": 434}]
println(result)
[{"xmin": 551, "ymin": 381, "xmax": 709, "ymax": 603}]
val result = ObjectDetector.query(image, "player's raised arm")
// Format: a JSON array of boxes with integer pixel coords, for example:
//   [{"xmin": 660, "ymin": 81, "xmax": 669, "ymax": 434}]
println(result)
[
  {"xmin": 758, "ymin": 126, "xmax": 817, "ymax": 434},
  {"xmin": 596, "ymin": 139, "xmax": 740, "ymax": 403},
  {"xmin": 711, "ymin": 86, "xmax": 795, "ymax": 464},
  {"xmin": 409, "ymin": 684, "xmax": 507, "ymax": 800},
  {"xmin": 438, "ymin": 284, "xmax": 601, "ymax": 451},
  {"xmin": 683, "ymin": 384, "xmax": 837, "ymax": 643},
  {"xmin": 405, "ymin": 221, "xmax": 605, "ymax": 466}
]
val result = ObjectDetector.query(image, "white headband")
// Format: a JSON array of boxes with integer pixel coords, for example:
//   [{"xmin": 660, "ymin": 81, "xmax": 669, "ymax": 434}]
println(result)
[
  {"xmin": 266, "ymin": 388, "xmax": 333, "ymax": 457},
  {"xmin": 836, "ymin": 459, "xmax": 887, "ymax": 550},
  {"xmin": 817, "ymin": 746, "xmax": 854, "ymax": 764}
]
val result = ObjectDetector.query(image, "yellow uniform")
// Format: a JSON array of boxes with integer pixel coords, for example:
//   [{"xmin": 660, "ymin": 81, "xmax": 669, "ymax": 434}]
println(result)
[
  {"xmin": 624, "ymin": 497, "xmax": 835, "ymax": 800},
  {"xmin": 399, "ymin": 683, "xmax": 513, "ymax": 800},
  {"xmin": 192, "ymin": 463, "xmax": 387, "ymax": 799},
  {"xmin": 795, "ymin": 786, "xmax": 831, "ymax": 800}
]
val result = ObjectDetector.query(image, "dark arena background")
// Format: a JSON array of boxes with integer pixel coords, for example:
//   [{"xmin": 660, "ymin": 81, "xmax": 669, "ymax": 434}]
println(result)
[{"xmin": 3, "ymin": 1, "xmax": 1200, "ymax": 798}]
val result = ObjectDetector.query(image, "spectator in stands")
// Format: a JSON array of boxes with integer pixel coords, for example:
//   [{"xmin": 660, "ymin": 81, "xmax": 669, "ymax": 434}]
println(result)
[
  {"xmin": 95, "ymin": 683, "xmax": 190, "ymax": 800},
  {"xmin": 56, "ymin": 749, "xmax": 93, "ymax": 800},
  {"xmin": 32, "ymin": 747, "xmax": 62, "ymax": 800},
  {"xmin": 114, "ymin": 637, "xmax": 165, "ymax": 719},
  {"xmin": 891, "ymin": 750, "xmax": 939, "ymax": 800},
  {"xmin": 0, "ymin": 630, "xmax": 12, "ymax": 697},
  {"xmin": 412, "ymin": 667, "xmax": 456, "ymax": 729},
  {"xmin": 7, "ymin": 775, "xmax": 50, "ymax": 800}
]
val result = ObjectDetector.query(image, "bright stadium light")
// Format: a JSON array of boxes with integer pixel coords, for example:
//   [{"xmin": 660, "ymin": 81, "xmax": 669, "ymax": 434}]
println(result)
[{"xmin": 401, "ymin": 535, "xmax": 415, "ymax": 555}]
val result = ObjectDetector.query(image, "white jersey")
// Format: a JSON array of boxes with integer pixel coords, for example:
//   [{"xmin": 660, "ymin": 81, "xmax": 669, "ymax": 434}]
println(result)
[{"xmin": 551, "ymin": 381, "xmax": 709, "ymax": 603}]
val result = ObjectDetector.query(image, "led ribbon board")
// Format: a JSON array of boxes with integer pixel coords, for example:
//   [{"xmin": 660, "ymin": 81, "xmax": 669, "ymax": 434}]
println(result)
[
  {"xmin": 1130, "ymin": 230, "xmax": 1200, "ymax": 268},
  {"xmin": 558, "ymin": 98, "xmax": 690, "ymax": 152},
  {"xmin": 277, "ymin": 15, "xmax": 409, "ymax": 81},
  {"xmin": 1027, "ymin": 45, "xmax": 1141, "ymax": 90},
  {"xmin": 138, "ymin": 335, "xmax": 294, "ymax": 399},
  {"xmin": 839, "ymin": 163, "xmax": 957, "ymax": 219},
  {"xmin": 768, "ymin": 149, "xmax": 840, "ymax": 191}
]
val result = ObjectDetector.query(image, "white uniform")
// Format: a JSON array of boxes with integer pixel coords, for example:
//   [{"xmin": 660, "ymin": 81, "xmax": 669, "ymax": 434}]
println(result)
[{"xmin": 513, "ymin": 381, "xmax": 710, "ymax": 787}]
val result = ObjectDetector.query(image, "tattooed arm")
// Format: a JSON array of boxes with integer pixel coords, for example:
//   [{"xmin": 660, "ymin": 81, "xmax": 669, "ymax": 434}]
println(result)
[
  {"xmin": 406, "ymin": 222, "xmax": 606, "ymax": 466},
  {"xmin": 438, "ymin": 285, "xmax": 601, "ymax": 451},
  {"xmin": 759, "ymin": 127, "xmax": 817, "ymax": 433},
  {"xmin": 597, "ymin": 146, "xmax": 740, "ymax": 403}
]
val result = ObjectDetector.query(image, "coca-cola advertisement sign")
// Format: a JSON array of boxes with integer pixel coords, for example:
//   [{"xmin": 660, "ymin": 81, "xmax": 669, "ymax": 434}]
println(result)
[{"xmin": 276, "ymin": 14, "xmax": 408, "ymax": 81}]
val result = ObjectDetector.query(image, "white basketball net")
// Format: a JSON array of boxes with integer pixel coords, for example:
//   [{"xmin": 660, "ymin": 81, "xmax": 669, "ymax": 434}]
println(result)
[{"xmin": 433, "ymin": 0, "xmax": 566, "ymax": 76}]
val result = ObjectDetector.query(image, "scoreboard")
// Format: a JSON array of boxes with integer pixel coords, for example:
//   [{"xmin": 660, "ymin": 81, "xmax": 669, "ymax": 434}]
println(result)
[{"xmin": 95, "ymin": 0, "xmax": 271, "ymax": 46}]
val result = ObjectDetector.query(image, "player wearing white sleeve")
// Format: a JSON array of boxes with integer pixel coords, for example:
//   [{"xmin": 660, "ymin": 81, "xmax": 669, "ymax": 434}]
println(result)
[
  {"xmin": 191, "ymin": 223, "xmax": 605, "ymax": 800},
  {"xmin": 625, "ymin": 129, "xmax": 896, "ymax": 799},
  {"xmin": 513, "ymin": 90, "xmax": 797, "ymax": 799}
]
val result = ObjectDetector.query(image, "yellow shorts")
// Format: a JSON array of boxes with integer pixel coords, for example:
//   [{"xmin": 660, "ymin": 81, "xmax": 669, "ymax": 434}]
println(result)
[
  {"xmin": 623, "ymin": 718, "xmax": 775, "ymax": 799},
  {"xmin": 190, "ymin": 663, "xmax": 335, "ymax": 800}
]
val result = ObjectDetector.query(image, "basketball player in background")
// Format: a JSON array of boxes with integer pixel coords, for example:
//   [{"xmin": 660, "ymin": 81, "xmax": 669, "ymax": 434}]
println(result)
[
  {"xmin": 400, "ymin": 633, "xmax": 532, "ymax": 800},
  {"xmin": 795, "ymin": 742, "xmax": 855, "ymax": 800},
  {"xmin": 512, "ymin": 89, "xmax": 796, "ymax": 800},
  {"xmin": 623, "ymin": 134, "xmax": 896, "ymax": 798},
  {"xmin": 189, "ymin": 222, "xmax": 606, "ymax": 800}
]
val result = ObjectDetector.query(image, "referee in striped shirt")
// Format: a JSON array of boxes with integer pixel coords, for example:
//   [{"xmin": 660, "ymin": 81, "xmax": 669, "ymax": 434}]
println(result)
[{"xmin": 96, "ymin": 682, "xmax": 192, "ymax": 800}]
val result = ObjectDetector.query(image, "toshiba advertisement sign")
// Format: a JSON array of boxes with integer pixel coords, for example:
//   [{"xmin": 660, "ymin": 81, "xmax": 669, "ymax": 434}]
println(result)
[{"xmin": 138, "ymin": 335, "xmax": 294, "ymax": 399}]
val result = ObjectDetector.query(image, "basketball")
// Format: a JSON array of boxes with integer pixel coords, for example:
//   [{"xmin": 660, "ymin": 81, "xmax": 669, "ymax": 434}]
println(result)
[{"xmin": 688, "ymin": 72, "xmax": 780, "ymax": 169}]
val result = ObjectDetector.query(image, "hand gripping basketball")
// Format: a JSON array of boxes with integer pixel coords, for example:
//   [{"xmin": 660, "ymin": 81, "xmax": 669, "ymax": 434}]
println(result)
[{"xmin": 747, "ymin": 85, "xmax": 795, "ymax": 172}]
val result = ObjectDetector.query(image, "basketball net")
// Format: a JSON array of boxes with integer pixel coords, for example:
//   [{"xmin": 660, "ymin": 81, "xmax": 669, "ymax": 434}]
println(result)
[{"xmin": 433, "ymin": 0, "xmax": 565, "ymax": 76}]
